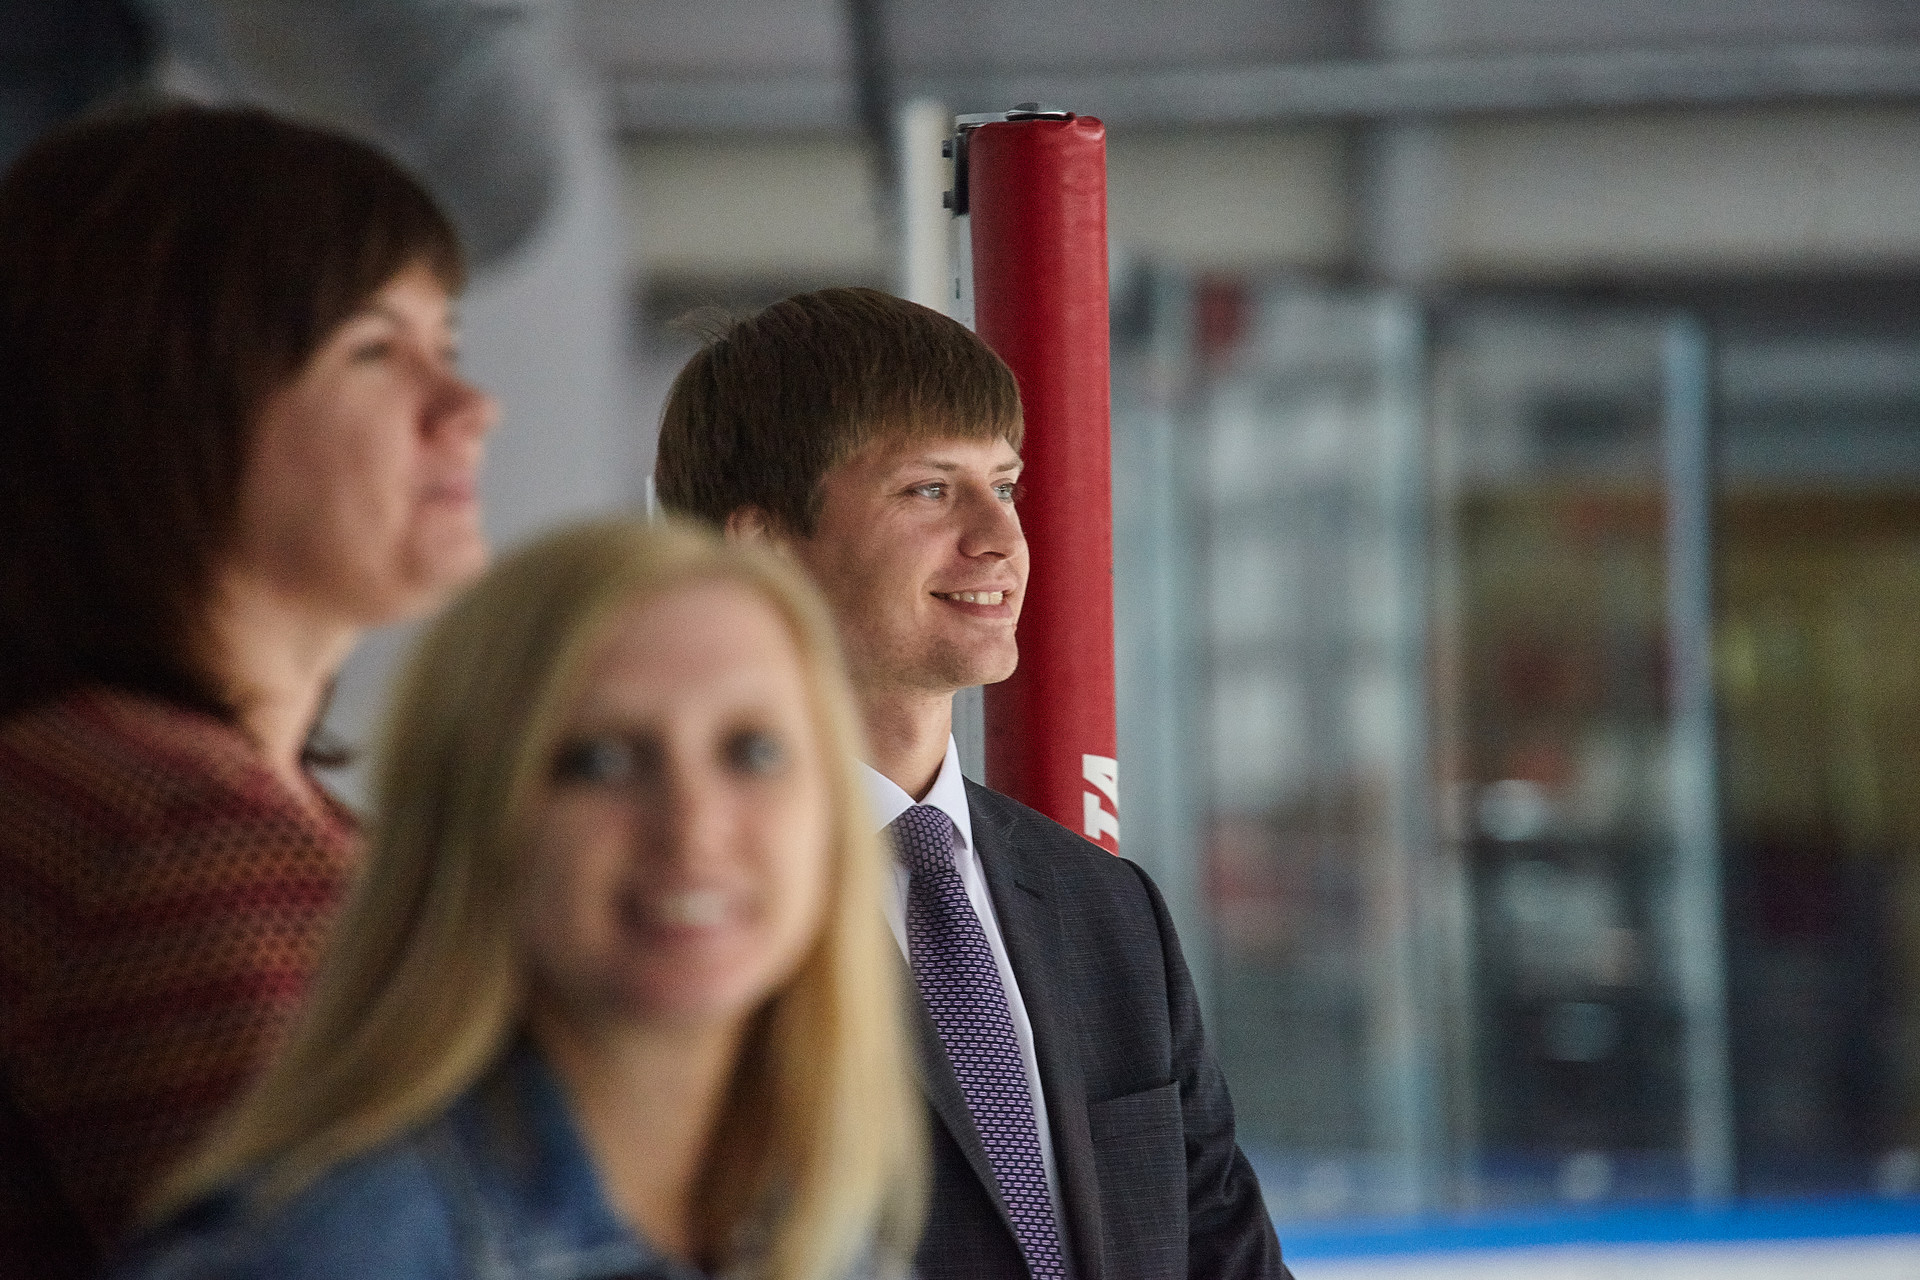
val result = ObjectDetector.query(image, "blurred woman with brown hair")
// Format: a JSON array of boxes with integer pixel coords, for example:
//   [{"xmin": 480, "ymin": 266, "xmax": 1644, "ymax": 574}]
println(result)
[
  {"xmin": 0, "ymin": 103, "xmax": 495, "ymax": 1274},
  {"xmin": 126, "ymin": 518, "xmax": 926, "ymax": 1280}
]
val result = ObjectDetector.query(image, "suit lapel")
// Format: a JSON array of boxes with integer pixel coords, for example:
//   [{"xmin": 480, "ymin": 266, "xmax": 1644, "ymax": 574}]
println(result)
[{"xmin": 969, "ymin": 785, "xmax": 1106, "ymax": 1280}]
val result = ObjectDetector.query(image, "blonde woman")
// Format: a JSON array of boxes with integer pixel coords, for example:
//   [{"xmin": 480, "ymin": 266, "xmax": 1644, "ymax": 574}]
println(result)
[{"xmin": 120, "ymin": 519, "xmax": 926, "ymax": 1280}]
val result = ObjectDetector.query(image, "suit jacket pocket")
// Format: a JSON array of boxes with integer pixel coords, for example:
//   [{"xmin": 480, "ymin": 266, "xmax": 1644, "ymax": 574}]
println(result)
[{"xmin": 1087, "ymin": 1082, "xmax": 1186, "ymax": 1279}]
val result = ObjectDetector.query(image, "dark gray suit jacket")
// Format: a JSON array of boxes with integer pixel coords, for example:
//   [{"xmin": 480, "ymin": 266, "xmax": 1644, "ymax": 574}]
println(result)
[{"xmin": 910, "ymin": 780, "xmax": 1291, "ymax": 1280}]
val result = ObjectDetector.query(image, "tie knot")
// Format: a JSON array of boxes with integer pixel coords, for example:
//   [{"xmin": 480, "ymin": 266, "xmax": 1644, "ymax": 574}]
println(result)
[{"xmin": 889, "ymin": 804, "xmax": 955, "ymax": 876}]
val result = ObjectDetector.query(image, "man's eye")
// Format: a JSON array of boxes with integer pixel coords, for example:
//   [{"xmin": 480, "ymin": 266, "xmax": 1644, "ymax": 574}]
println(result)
[
  {"xmin": 910, "ymin": 482, "xmax": 947, "ymax": 499},
  {"xmin": 351, "ymin": 339, "xmax": 394, "ymax": 363},
  {"xmin": 725, "ymin": 730, "xmax": 785, "ymax": 777},
  {"xmin": 994, "ymin": 481, "xmax": 1021, "ymax": 502},
  {"xmin": 552, "ymin": 736, "xmax": 638, "ymax": 786}
]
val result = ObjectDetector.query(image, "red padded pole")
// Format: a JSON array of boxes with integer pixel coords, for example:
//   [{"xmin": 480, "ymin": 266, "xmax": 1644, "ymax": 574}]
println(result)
[{"xmin": 968, "ymin": 114, "xmax": 1119, "ymax": 853}]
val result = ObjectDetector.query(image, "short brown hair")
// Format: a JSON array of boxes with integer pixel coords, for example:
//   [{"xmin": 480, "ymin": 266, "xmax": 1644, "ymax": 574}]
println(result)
[
  {"xmin": 654, "ymin": 287, "xmax": 1022, "ymax": 534},
  {"xmin": 0, "ymin": 102, "xmax": 464, "ymax": 720}
]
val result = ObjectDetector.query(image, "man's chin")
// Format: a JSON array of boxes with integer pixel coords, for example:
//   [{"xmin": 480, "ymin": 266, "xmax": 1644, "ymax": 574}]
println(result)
[
  {"xmin": 939, "ymin": 649, "xmax": 1017, "ymax": 693},
  {"xmin": 971, "ymin": 657, "xmax": 1018, "ymax": 688},
  {"xmin": 854, "ymin": 635, "xmax": 1020, "ymax": 699}
]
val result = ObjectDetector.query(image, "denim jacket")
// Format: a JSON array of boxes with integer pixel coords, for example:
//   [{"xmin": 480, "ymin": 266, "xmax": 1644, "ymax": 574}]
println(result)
[{"xmin": 114, "ymin": 1042, "xmax": 708, "ymax": 1280}]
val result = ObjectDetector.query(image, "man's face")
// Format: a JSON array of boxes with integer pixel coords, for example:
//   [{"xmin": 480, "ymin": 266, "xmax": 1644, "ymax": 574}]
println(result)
[{"xmin": 783, "ymin": 433, "xmax": 1027, "ymax": 699}]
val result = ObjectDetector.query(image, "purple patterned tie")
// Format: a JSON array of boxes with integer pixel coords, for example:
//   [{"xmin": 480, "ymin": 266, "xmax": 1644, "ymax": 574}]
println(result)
[{"xmin": 890, "ymin": 804, "xmax": 1068, "ymax": 1280}]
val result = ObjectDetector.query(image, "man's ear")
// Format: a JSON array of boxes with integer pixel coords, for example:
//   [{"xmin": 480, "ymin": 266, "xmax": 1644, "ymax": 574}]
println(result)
[{"xmin": 724, "ymin": 506, "xmax": 785, "ymax": 550}]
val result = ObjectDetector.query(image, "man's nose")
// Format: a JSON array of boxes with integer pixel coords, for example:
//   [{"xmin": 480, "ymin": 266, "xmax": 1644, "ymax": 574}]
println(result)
[{"xmin": 957, "ymin": 484, "xmax": 1022, "ymax": 559}]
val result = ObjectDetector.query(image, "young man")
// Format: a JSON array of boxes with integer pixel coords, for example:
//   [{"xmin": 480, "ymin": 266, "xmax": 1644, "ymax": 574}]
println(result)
[{"xmin": 656, "ymin": 287, "xmax": 1288, "ymax": 1280}]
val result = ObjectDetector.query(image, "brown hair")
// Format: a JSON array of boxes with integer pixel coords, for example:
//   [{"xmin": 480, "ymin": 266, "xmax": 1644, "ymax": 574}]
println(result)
[
  {"xmin": 0, "ymin": 102, "xmax": 464, "ymax": 720},
  {"xmin": 654, "ymin": 286, "xmax": 1022, "ymax": 535}
]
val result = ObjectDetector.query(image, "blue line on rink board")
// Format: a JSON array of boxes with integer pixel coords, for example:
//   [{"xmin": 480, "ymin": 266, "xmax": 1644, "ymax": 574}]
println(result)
[{"xmin": 1275, "ymin": 1196, "xmax": 1920, "ymax": 1259}]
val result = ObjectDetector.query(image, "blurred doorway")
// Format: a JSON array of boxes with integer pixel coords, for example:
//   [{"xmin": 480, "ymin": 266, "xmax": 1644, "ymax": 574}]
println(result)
[
  {"xmin": 1112, "ymin": 272, "xmax": 1920, "ymax": 1221},
  {"xmin": 1712, "ymin": 319, "xmax": 1920, "ymax": 1199}
]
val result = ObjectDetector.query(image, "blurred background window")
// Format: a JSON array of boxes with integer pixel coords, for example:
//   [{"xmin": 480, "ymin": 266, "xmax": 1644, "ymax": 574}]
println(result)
[{"xmin": 1106, "ymin": 270, "xmax": 1920, "ymax": 1253}]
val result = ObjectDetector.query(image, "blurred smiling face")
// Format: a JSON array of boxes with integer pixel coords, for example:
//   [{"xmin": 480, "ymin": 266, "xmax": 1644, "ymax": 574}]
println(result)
[
  {"xmin": 519, "ymin": 579, "xmax": 833, "ymax": 1033},
  {"xmin": 227, "ymin": 261, "xmax": 497, "ymax": 626}
]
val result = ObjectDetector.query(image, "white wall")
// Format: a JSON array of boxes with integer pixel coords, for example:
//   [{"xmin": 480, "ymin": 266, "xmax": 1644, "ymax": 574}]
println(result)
[
  {"xmin": 1441, "ymin": 105, "xmax": 1920, "ymax": 276},
  {"xmin": 621, "ymin": 135, "xmax": 884, "ymax": 281},
  {"xmin": 619, "ymin": 102, "xmax": 1920, "ymax": 287}
]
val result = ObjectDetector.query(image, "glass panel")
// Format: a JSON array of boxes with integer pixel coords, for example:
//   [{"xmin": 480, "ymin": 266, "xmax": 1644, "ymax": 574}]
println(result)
[
  {"xmin": 1714, "ymin": 327, "xmax": 1920, "ymax": 1199},
  {"xmin": 1156, "ymin": 280, "xmax": 1438, "ymax": 1219},
  {"xmin": 1111, "ymin": 275, "xmax": 1920, "ymax": 1228},
  {"xmin": 1428, "ymin": 309, "xmax": 1703, "ymax": 1209}
]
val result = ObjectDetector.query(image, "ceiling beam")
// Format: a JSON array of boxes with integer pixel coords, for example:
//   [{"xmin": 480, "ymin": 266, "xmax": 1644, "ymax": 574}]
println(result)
[{"xmin": 612, "ymin": 42, "xmax": 1920, "ymax": 134}]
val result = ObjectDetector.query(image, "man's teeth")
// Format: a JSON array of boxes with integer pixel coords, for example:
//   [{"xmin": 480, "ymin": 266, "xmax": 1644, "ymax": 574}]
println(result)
[
  {"xmin": 652, "ymin": 891, "xmax": 728, "ymax": 927},
  {"xmin": 940, "ymin": 591, "xmax": 1005, "ymax": 605}
]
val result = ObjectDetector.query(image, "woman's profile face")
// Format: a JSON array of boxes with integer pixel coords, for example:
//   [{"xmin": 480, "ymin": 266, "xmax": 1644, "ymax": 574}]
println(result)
[
  {"xmin": 226, "ymin": 262, "xmax": 497, "ymax": 627},
  {"xmin": 520, "ymin": 579, "xmax": 835, "ymax": 1034}
]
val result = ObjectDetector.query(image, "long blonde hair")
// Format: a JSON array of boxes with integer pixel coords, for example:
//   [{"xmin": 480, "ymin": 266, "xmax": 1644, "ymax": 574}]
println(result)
[{"xmin": 152, "ymin": 518, "xmax": 926, "ymax": 1280}]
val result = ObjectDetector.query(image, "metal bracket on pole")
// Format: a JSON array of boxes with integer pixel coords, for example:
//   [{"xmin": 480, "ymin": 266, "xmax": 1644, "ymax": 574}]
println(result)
[{"xmin": 942, "ymin": 102, "xmax": 1072, "ymax": 216}]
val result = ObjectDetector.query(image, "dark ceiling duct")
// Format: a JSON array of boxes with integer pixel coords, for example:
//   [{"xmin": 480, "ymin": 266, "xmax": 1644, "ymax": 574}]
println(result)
[
  {"xmin": 139, "ymin": 0, "xmax": 562, "ymax": 268},
  {"xmin": 0, "ymin": 0, "xmax": 150, "ymax": 172}
]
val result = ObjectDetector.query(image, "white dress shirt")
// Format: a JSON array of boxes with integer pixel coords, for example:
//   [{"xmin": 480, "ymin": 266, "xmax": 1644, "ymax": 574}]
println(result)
[{"xmin": 863, "ymin": 738, "xmax": 1070, "ymax": 1245}]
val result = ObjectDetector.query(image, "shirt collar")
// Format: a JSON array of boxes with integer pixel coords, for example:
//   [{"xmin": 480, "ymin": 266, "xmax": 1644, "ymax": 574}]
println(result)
[{"xmin": 860, "ymin": 735, "xmax": 973, "ymax": 854}]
